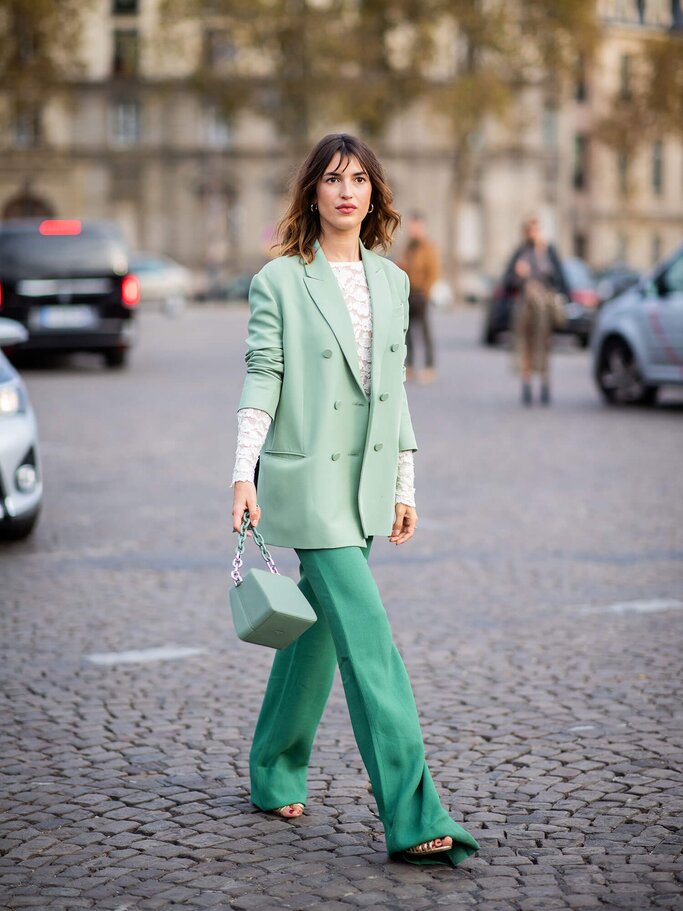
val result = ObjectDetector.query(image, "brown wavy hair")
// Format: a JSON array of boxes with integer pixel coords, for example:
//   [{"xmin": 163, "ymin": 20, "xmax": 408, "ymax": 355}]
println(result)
[{"xmin": 276, "ymin": 133, "xmax": 401, "ymax": 263}]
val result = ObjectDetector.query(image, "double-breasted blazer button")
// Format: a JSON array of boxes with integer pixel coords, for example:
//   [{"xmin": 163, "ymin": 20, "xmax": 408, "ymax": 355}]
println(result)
[
  {"xmin": 331, "ymin": 452, "xmax": 341, "ymax": 461},
  {"xmin": 322, "ymin": 348, "xmax": 333, "ymax": 358},
  {"xmin": 379, "ymin": 393, "xmax": 389, "ymax": 401},
  {"xmin": 373, "ymin": 443, "xmax": 383, "ymax": 452},
  {"xmin": 390, "ymin": 343, "xmax": 399, "ymax": 352},
  {"xmin": 334, "ymin": 400, "xmax": 342, "ymax": 410}
]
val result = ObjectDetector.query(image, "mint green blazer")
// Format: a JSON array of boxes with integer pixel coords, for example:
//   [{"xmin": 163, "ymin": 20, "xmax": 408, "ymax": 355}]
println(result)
[{"xmin": 238, "ymin": 238, "xmax": 418, "ymax": 549}]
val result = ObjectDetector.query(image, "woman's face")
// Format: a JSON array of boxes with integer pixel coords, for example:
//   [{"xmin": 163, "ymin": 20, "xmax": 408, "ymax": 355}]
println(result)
[
  {"xmin": 315, "ymin": 153, "xmax": 373, "ymax": 237},
  {"xmin": 525, "ymin": 218, "xmax": 542, "ymax": 244}
]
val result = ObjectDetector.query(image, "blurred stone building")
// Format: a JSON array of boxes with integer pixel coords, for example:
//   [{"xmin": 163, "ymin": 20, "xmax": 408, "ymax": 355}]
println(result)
[{"xmin": 1, "ymin": 0, "xmax": 681, "ymax": 294}]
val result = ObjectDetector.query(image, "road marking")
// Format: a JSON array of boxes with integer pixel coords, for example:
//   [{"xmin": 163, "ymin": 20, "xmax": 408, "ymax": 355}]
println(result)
[
  {"xmin": 575, "ymin": 598, "xmax": 683, "ymax": 615},
  {"xmin": 83, "ymin": 645, "xmax": 206, "ymax": 666}
]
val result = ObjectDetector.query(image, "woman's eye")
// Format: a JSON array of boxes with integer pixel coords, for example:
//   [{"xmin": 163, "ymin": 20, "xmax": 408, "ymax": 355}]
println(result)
[{"xmin": 355, "ymin": 176, "xmax": 366, "ymax": 183}]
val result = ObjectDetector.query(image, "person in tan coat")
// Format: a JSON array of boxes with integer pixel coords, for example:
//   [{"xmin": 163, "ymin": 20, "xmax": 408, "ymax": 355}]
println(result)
[{"xmin": 399, "ymin": 212, "xmax": 440, "ymax": 383}]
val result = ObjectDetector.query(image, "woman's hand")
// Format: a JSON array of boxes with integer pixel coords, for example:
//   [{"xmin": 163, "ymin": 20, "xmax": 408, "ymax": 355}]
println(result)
[
  {"xmin": 389, "ymin": 503, "xmax": 417, "ymax": 545},
  {"xmin": 515, "ymin": 259, "xmax": 531, "ymax": 278},
  {"xmin": 232, "ymin": 480, "xmax": 261, "ymax": 535}
]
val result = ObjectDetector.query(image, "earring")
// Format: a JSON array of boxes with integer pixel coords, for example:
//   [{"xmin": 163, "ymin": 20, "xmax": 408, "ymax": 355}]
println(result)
[
  {"xmin": 368, "ymin": 203, "xmax": 374, "ymax": 213},
  {"xmin": 310, "ymin": 203, "xmax": 318, "ymax": 212}
]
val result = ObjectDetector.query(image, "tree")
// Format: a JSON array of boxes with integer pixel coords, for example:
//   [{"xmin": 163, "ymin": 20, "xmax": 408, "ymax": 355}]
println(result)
[
  {"xmin": 158, "ymin": 0, "xmax": 436, "ymax": 149},
  {"xmin": 425, "ymin": 0, "xmax": 599, "ymax": 282},
  {"xmin": 160, "ymin": 0, "xmax": 601, "ymax": 283},
  {"xmin": 0, "ymin": 0, "xmax": 91, "ymax": 124},
  {"xmin": 595, "ymin": 27, "xmax": 683, "ymax": 166}
]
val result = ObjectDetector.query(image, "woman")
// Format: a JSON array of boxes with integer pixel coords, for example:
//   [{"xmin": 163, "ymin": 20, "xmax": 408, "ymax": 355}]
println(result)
[
  {"xmin": 504, "ymin": 215, "xmax": 569, "ymax": 405},
  {"xmin": 230, "ymin": 133, "xmax": 480, "ymax": 867}
]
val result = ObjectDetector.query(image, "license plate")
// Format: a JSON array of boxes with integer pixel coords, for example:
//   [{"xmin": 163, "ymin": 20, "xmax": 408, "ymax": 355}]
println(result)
[
  {"xmin": 32, "ymin": 306, "xmax": 97, "ymax": 329},
  {"xmin": 18, "ymin": 278, "xmax": 112, "ymax": 296}
]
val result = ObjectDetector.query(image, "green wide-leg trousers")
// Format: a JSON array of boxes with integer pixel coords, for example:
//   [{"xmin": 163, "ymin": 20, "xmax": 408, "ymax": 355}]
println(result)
[{"xmin": 248, "ymin": 539, "xmax": 480, "ymax": 867}]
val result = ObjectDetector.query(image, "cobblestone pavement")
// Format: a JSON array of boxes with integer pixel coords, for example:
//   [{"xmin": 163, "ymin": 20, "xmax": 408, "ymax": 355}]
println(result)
[{"xmin": 2, "ymin": 305, "xmax": 682, "ymax": 911}]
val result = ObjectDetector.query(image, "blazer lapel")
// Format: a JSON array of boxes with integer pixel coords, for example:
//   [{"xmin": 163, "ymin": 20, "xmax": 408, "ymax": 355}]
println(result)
[
  {"xmin": 360, "ymin": 241, "xmax": 392, "ymax": 397},
  {"xmin": 303, "ymin": 239, "xmax": 365, "ymax": 395}
]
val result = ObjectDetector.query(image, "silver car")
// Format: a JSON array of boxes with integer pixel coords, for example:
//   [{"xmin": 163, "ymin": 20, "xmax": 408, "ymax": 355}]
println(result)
[
  {"xmin": 128, "ymin": 253, "xmax": 193, "ymax": 314},
  {"xmin": 593, "ymin": 243, "xmax": 683, "ymax": 405},
  {"xmin": 0, "ymin": 318, "xmax": 43, "ymax": 538}
]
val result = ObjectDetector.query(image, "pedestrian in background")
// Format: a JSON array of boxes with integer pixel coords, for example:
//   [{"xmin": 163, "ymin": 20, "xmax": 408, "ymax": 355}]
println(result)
[
  {"xmin": 399, "ymin": 212, "xmax": 440, "ymax": 384},
  {"xmin": 231, "ymin": 133, "xmax": 480, "ymax": 868},
  {"xmin": 503, "ymin": 215, "xmax": 569, "ymax": 405}
]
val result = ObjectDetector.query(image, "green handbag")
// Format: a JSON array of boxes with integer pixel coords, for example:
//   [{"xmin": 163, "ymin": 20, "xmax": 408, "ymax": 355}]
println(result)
[{"xmin": 229, "ymin": 509, "xmax": 317, "ymax": 649}]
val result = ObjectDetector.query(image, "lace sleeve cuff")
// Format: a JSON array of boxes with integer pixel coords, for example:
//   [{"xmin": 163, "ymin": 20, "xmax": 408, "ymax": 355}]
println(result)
[
  {"xmin": 395, "ymin": 449, "xmax": 416, "ymax": 507},
  {"xmin": 231, "ymin": 407, "xmax": 272, "ymax": 486}
]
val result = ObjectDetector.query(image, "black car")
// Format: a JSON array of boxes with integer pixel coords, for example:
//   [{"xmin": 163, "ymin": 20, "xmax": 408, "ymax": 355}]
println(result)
[
  {"xmin": 482, "ymin": 255, "xmax": 598, "ymax": 349},
  {"xmin": 0, "ymin": 219, "xmax": 139, "ymax": 367}
]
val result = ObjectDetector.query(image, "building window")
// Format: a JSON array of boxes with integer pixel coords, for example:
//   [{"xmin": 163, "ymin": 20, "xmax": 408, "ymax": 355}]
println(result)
[
  {"xmin": 573, "ymin": 231, "xmax": 588, "ymax": 260},
  {"xmin": 600, "ymin": 0, "xmax": 674, "ymax": 26},
  {"xmin": 110, "ymin": 100, "xmax": 140, "ymax": 146},
  {"xmin": 112, "ymin": 0, "xmax": 138, "ymax": 12},
  {"xmin": 204, "ymin": 29, "xmax": 235, "ymax": 70},
  {"xmin": 616, "ymin": 232, "xmax": 628, "ymax": 263},
  {"xmin": 17, "ymin": 21, "xmax": 37, "ymax": 64},
  {"xmin": 619, "ymin": 53, "xmax": 632, "ymax": 100},
  {"xmin": 674, "ymin": 0, "xmax": 683, "ymax": 29},
  {"xmin": 573, "ymin": 134, "xmax": 588, "ymax": 190},
  {"xmin": 14, "ymin": 108, "xmax": 41, "ymax": 148},
  {"xmin": 113, "ymin": 29, "xmax": 139, "ymax": 76},
  {"xmin": 617, "ymin": 151, "xmax": 630, "ymax": 196},
  {"xmin": 652, "ymin": 140, "xmax": 664, "ymax": 195},
  {"xmin": 652, "ymin": 234, "xmax": 662, "ymax": 264},
  {"xmin": 205, "ymin": 105, "xmax": 232, "ymax": 148},
  {"xmin": 575, "ymin": 56, "xmax": 587, "ymax": 102}
]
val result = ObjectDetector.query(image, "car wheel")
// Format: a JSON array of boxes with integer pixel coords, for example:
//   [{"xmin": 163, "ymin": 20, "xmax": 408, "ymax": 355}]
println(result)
[
  {"xmin": 104, "ymin": 348, "xmax": 128, "ymax": 369},
  {"xmin": 0, "ymin": 509, "xmax": 40, "ymax": 541},
  {"xmin": 597, "ymin": 339, "xmax": 658, "ymax": 405}
]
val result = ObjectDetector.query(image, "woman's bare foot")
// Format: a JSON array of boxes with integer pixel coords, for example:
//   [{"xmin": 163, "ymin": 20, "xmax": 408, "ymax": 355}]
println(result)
[
  {"xmin": 405, "ymin": 835, "xmax": 453, "ymax": 856},
  {"xmin": 270, "ymin": 803, "xmax": 304, "ymax": 818}
]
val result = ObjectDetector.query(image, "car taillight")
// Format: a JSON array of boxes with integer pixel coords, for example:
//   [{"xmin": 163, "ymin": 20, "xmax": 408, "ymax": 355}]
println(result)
[
  {"xmin": 571, "ymin": 289, "xmax": 599, "ymax": 308},
  {"xmin": 121, "ymin": 274, "xmax": 140, "ymax": 308},
  {"xmin": 39, "ymin": 219, "xmax": 82, "ymax": 236}
]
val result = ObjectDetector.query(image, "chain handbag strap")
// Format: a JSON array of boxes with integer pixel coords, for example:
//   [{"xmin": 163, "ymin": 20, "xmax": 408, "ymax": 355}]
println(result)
[{"xmin": 231, "ymin": 509, "xmax": 280, "ymax": 586}]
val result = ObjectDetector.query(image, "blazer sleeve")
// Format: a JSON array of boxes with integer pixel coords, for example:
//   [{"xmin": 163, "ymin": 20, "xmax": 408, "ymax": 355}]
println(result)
[
  {"xmin": 398, "ymin": 270, "xmax": 418, "ymax": 452},
  {"xmin": 237, "ymin": 268, "xmax": 284, "ymax": 419}
]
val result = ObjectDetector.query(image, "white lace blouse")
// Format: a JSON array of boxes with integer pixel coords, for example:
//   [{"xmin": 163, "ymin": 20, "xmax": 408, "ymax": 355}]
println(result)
[{"xmin": 232, "ymin": 260, "xmax": 416, "ymax": 507}]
